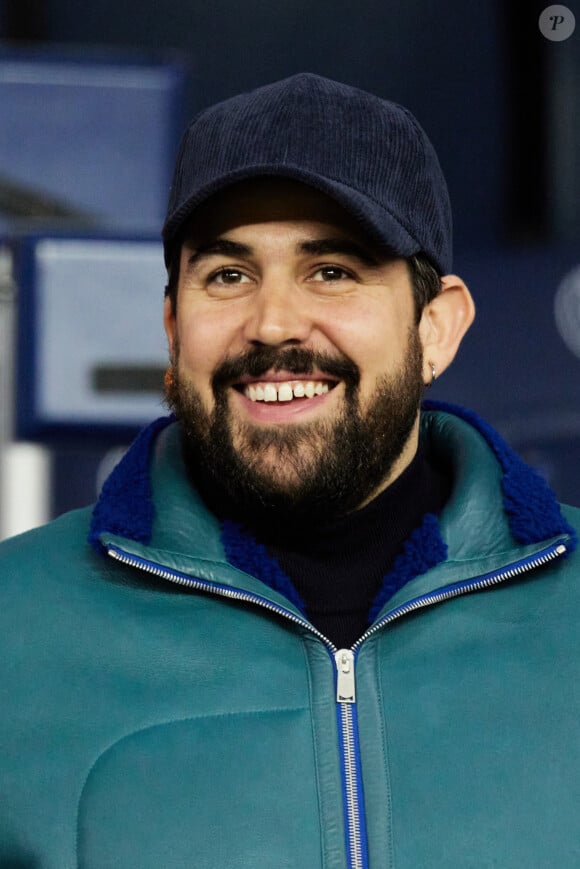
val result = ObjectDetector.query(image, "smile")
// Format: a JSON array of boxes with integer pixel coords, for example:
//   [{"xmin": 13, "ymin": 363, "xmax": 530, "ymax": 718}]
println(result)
[{"xmin": 243, "ymin": 380, "xmax": 332, "ymax": 402}]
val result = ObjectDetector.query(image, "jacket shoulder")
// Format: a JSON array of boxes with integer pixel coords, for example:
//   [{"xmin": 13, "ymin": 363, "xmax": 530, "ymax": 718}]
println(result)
[{"xmin": 0, "ymin": 506, "xmax": 96, "ymax": 582}]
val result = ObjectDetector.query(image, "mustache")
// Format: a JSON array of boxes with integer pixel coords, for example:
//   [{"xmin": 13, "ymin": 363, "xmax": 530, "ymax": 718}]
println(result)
[{"xmin": 212, "ymin": 346, "xmax": 360, "ymax": 391}]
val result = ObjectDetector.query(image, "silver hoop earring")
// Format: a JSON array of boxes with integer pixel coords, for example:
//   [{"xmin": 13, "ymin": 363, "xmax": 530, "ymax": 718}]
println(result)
[{"xmin": 426, "ymin": 361, "xmax": 436, "ymax": 388}]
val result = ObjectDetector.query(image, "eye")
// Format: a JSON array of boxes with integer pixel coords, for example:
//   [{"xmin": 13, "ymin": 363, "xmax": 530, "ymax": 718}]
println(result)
[
  {"xmin": 311, "ymin": 265, "xmax": 352, "ymax": 282},
  {"xmin": 209, "ymin": 268, "xmax": 251, "ymax": 285}
]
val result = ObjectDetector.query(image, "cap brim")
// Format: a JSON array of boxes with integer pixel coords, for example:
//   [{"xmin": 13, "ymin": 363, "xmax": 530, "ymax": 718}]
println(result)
[{"xmin": 162, "ymin": 165, "xmax": 422, "ymax": 267}]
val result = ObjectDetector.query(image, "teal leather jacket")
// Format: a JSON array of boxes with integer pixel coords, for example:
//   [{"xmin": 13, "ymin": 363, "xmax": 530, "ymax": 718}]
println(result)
[{"xmin": 0, "ymin": 404, "xmax": 578, "ymax": 869}]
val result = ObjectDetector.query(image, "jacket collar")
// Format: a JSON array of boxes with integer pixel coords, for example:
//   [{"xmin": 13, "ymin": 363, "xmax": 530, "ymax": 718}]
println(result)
[
  {"xmin": 423, "ymin": 400, "xmax": 576, "ymax": 551},
  {"xmin": 89, "ymin": 402, "xmax": 576, "ymax": 569}
]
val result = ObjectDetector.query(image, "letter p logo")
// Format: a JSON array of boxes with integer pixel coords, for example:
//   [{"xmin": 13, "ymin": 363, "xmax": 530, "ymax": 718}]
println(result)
[{"xmin": 539, "ymin": 5, "xmax": 576, "ymax": 40}]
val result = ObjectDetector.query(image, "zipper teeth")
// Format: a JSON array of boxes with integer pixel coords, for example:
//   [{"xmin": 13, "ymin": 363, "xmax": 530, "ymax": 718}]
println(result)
[
  {"xmin": 109, "ymin": 541, "xmax": 567, "ymax": 654},
  {"xmin": 341, "ymin": 704, "xmax": 363, "ymax": 869},
  {"xmin": 107, "ymin": 547, "xmax": 336, "ymax": 650},
  {"xmin": 352, "ymin": 542, "xmax": 568, "ymax": 651}
]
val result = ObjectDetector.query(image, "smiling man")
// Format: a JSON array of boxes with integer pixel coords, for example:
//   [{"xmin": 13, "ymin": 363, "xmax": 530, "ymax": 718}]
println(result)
[
  {"xmin": 0, "ymin": 73, "xmax": 579, "ymax": 869},
  {"xmin": 163, "ymin": 178, "xmax": 462, "ymax": 521}
]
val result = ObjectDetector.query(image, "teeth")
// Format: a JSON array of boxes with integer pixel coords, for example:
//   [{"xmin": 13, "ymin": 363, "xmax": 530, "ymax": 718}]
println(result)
[
  {"xmin": 277, "ymin": 383, "xmax": 293, "ymax": 402},
  {"xmin": 243, "ymin": 380, "xmax": 333, "ymax": 403}
]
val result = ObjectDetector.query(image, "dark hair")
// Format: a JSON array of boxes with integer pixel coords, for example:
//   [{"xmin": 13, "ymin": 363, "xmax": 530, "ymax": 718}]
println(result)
[
  {"xmin": 164, "ymin": 238, "xmax": 182, "ymax": 315},
  {"xmin": 164, "ymin": 245, "xmax": 441, "ymax": 321},
  {"xmin": 406, "ymin": 253, "xmax": 442, "ymax": 322}
]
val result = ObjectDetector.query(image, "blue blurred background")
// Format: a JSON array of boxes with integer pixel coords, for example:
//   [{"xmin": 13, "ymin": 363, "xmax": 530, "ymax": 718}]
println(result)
[{"xmin": 0, "ymin": 0, "xmax": 578, "ymax": 529}]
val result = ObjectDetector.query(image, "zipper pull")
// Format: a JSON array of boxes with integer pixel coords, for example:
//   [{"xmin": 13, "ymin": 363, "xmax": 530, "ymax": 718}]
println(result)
[{"xmin": 335, "ymin": 649, "xmax": 356, "ymax": 703}]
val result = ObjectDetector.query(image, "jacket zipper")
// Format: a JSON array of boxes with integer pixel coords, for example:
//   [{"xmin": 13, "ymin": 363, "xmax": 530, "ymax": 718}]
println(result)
[
  {"xmin": 107, "ymin": 539, "xmax": 567, "ymax": 869},
  {"xmin": 336, "ymin": 648, "xmax": 368, "ymax": 869},
  {"xmin": 333, "ymin": 539, "xmax": 568, "ymax": 869}
]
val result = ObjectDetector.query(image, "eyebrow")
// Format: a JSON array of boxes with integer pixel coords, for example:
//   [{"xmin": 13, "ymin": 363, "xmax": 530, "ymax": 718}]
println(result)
[
  {"xmin": 187, "ymin": 239, "xmax": 252, "ymax": 266},
  {"xmin": 186, "ymin": 236, "xmax": 384, "ymax": 268}
]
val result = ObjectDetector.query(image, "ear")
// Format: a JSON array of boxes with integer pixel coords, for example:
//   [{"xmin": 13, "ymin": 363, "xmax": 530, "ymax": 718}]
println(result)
[
  {"xmin": 163, "ymin": 295, "xmax": 177, "ymax": 357},
  {"xmin": 418, "ymin": 274, "xmax": 475, "ymax": 384}
]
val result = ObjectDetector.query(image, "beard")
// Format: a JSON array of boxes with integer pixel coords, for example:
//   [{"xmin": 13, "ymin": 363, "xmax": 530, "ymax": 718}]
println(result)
[{"xmin": 165, "ymin": 332, "xmax": 424, "ymax": 528}]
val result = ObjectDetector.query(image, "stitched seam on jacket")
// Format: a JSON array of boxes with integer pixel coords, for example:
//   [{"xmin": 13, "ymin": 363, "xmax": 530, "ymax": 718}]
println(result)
[
  {"xmin": 377, "ymin": 643, "xmax": 396, "ymax": 869},
  {"xmin": 302, "ymin": 637, "xmax": 327, "ymax": 868},
  {"xmin": 75, "ymin": 704, "xmax": 308, "ymax": 864}
]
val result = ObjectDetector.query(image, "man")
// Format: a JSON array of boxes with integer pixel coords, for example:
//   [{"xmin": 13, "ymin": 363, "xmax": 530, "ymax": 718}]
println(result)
[{"xmin": 0, "ymin": 73, "xmax": 578, "ymax": 868}]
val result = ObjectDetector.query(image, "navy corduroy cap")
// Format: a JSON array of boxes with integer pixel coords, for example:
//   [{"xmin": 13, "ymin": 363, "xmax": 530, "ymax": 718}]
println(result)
[{"xmin": 163, "ymin": 73, "xmax": 452, "ymax": 274}]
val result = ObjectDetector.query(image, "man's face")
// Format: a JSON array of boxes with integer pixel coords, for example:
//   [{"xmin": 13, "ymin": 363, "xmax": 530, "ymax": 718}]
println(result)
[{"xmin": 164, "ymin": 179, "xmax": 426, "ymax": 523}]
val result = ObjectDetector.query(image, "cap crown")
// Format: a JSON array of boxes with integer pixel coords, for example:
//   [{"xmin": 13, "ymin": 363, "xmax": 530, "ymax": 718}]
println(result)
[{"xmin": 163, "ymin": 73, "xmax": 452, "ymax": 273}]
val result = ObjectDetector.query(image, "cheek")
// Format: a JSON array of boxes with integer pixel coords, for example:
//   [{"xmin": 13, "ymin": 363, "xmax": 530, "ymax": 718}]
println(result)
[
  {"xmin": 174, "ymin": 311, "xmax": 231, "ymax": 386},
  {"xmin": 324, "ymin": 304, "xmax": 409, "ymax": 377}
]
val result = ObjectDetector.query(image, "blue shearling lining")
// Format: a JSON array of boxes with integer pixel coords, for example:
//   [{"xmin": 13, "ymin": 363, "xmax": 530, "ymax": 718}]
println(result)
[
  {"xmin": 88, "ymin": 415, "xmax": 174, "ymax": 553},
  {"xmin": 423, "ymin": 400, "xmax": 577, "ymax": 551},
  {"xmin": 368, "ymin": 512, "xmax": 447, "ymax": 622},
  {"xmin": 221, "ymin": 520, "xmax": 307, "ymax": 613}
]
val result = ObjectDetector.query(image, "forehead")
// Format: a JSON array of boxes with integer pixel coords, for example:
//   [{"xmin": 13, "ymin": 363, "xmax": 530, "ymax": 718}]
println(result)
[{"xmin": 182, "ymin": 178, "xmax": 379, "ymax": 247}]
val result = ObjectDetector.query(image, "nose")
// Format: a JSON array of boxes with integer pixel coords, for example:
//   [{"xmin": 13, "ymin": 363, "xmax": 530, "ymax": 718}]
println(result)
[{"xmin": 242, "ymin": 275, "xmax": 313, "ymax": 346}]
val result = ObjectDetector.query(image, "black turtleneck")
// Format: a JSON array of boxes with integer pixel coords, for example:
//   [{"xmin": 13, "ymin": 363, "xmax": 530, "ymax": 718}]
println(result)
[{"xmin": 259, "ymin": 444, "xmax": 451, "ymax": 648}]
